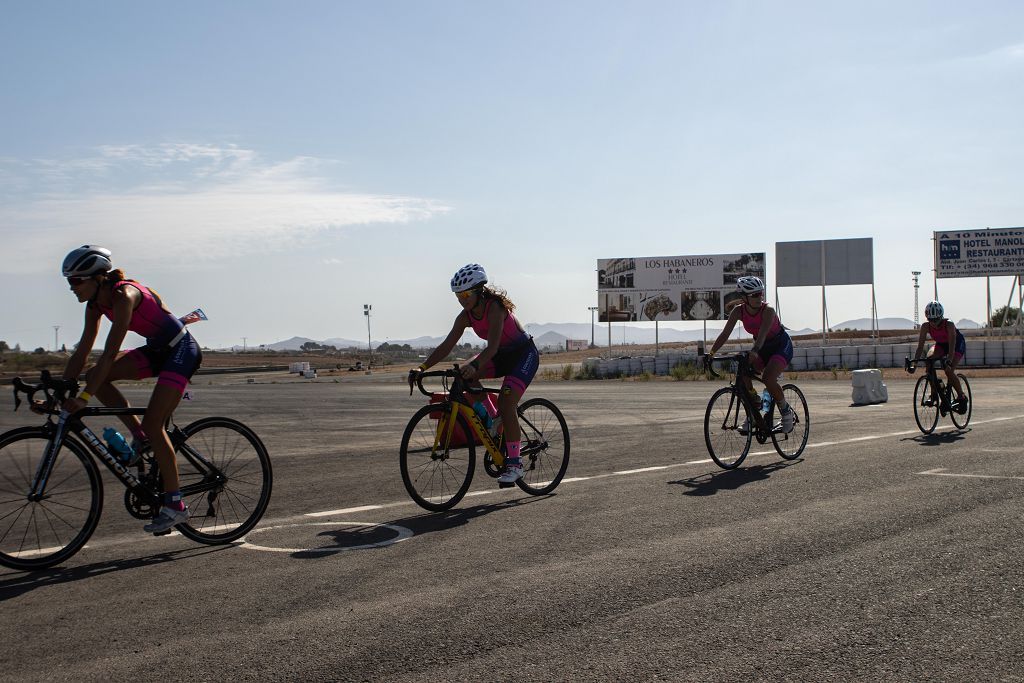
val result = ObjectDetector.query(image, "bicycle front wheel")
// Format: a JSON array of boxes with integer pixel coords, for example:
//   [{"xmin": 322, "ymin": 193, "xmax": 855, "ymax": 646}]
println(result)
[
  {"xmin": 951, "ymin": 374, "xmax": 972, "ymax": 430},
  {"xmin": 515, "ymin": 398, "xmax": 570, "ymax": 496},
  {"xmin": 704, "ymin": 388, "xmax": 752, "ymax": 469},
  {"xmin": 400, "ymin": 403, "xmax": 475, "ymax": 512},
  {"xmin": 913, "ymin": 376, "xmax": 939, "ymax": 435},
  {"xmin": 0, "ymin": 429, "xmax": 103, "ymax": 570},
  {"xmin": 772, "ymin": 384, "xmax": 809, "ymax": 459},
  {"xmin": 174, "ymin": 417, "xmax": 273, "ymax": 544}
]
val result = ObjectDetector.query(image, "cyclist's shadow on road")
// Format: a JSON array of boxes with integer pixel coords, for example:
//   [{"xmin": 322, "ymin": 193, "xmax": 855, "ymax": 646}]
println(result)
[
  {"xmin": 292, "ymin": 495, "xmax": 554, "ymax": 560},
  {"xmin": 669, "ymin": 460, "xmax": 800, "ymax": 497},
  {"xmin": 0, "ymin": 545, "xmax": 235, "ymax": 600},
  {"xmin": 901, "ymin": 429, "xmax": 970, "ymax": 447}
]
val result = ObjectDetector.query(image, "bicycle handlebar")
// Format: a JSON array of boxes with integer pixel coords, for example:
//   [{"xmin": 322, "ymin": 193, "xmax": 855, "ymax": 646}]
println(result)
[
  {"xmin": 700, "ymin": 353, "xmax": 756, "ymax": 380},
  {"xmin": 11, "ymin": 371, "xmax": 79, "ymax": 413},
  {"xmin": 409, "ymin": 365, "xmax": 500, "ymax": 398},
  {"xmin": 904, "ymin": 356, "xmax": 950, "ymax": 374}
]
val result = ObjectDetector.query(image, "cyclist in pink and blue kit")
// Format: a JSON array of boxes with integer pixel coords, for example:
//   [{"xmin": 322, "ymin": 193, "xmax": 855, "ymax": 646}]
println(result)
[
  {"xmin": 707, "ymin": 276, "xmax": 796, "ymax": 433},
  {"xmin": 409, "ymin": 264, "xmax": 539, "ymax": 484},
  {"xmin": 911, "ymin": 300, "xmax": 967, "ymax": 412},
  {"xmin": 60, "ymin": 246, "xmax": 203, "ymax": 533}
]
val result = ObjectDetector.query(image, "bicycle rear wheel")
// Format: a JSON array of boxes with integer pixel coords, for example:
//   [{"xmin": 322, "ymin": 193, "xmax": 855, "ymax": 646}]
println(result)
[
  {"xmin": 0, "ymin": 429, "xmax": 103, "ymax": 570},
  {"xmin": 771, "ymin": 384, "xmax": 809, "ymax": 459},
  {"xmin": 913, "ymin": 376, "xmax": 939, "ymax": 435},
  {"xmin": 951, "ymin": 374, "xmax": 972, "ymax": 430},
  {"xmin": 400, "ymin": 403, "xmax": 475, "ymax": 512},
  {"xmin": 704, "ymin": 388, "xmax": 752, "ymax": 469},
  {"xmin": 173, "ymin": 417, "xmax": 273, "ymax": 544},
  {"xmin": 515, "ymin": 398, "xmax": 570, "ymax": 496}
]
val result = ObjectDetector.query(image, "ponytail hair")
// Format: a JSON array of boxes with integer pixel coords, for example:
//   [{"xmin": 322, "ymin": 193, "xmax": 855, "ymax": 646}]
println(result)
[{"xmin": 481, "ymin": 284, "xmax": 516, "ymax": 313}]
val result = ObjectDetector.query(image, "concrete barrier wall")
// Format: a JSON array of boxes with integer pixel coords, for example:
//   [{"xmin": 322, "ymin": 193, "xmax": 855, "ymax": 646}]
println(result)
[{"xmin": 584, "ymin": 337, "xmax": 1023, "ymax": 377}]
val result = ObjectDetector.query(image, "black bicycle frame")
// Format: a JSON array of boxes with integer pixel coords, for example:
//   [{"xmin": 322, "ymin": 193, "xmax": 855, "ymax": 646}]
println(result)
[
  {"xmin": 706, "ymin": 354, "xmax": 779, "ymax": 438},
  {"xmin": 29, "ymin": 406, "xmax": 225, "ymax": 503}
]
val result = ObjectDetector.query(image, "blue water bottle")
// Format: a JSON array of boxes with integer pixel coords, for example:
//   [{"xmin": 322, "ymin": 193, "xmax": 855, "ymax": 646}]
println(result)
[
  {"xmin": 472, "ymin": 401, "xmax": 493, "ymax": 431},
  {"xmin": 760, "ymin": 390, "xmax": 771, "ymax": 414},
  {"xmin": 102, "ymin": 427, "xmax": 135, "ymax": 465}
]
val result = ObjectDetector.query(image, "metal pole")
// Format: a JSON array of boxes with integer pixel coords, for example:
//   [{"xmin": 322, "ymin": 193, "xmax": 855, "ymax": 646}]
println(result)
[
  {"xmin": 912, "ymin": 271, "xmax": 921, "ymax": 328},
  {"xmin": 871, "ymin": 284, "xmax": 878, "ymax": 341},
  {"xmin": 820, "ymin": 241, "xmax": 827, "ymax": 344},
  {"xmin": 986, "ymin": 277, "xmax": 992, "ymax": 332},
  {"xmin": 364, "ymin": 304, "xmax": 372, "ymax": 370},
  {"xmin": 242, "ymin": 337, "xmax": 247, "ymax": 352},
  {"xmin": 588, "ymin": 306, "xmax": 598, "ymax": 346},
  {"xmin": 606, "ymin": 294, "xmax": 611, "ymax": 359},
  {"xmin": 655, "ymin": 321, "xmax": 659, "ymax": 356},
  {"xmin": 53, "ymin": 326, "xmax": 59, "ymax": 352}
]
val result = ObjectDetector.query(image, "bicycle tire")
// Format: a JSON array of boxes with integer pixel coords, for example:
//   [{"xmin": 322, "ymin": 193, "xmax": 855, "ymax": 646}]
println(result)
[
  {"xmin": 704, "ymin": 387, "xmax": 752, "ymax": 469},
  {"xmin": 515, "ymin": 398, "xmax": 571, "ymax": 496},
  {"xmin": 913, "ymin": 376, "xmax": 939, "ymax": 435},
  {"xmin": 950, "ymin": 374, "xmax": 972, "ymax": 430},
  {"xmin": 0, "ymin": 429, "xmax": 103, "ymax": 570},
  {"xmin": 400, "ymin": 403, "xmax": 475, "ymax": 512},
  {"xmin": 771, "ymin": 384, "xmax": 810, "ymax": 459},
  {"xmin": 173, "ymin": 417, "xmax": 273, "ymax": 544}
]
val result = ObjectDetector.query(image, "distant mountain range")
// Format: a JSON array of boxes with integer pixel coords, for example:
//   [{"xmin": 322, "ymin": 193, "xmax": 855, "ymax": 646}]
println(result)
[{"xmin": 235, "ymin": 317, "xmax": 980, "ymax": 351}]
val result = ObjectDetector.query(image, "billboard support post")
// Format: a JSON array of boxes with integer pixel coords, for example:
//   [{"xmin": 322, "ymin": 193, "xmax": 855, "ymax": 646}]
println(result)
[
  {"xmin": 871, "ymin": 285, "xmax": 878, "ymax": 341},
  {"xmin": 605, "ymin": 294, "xmax": 611, "ymax": 359},
  {"xmin": 655, "ymin": 321, "xmax": 659, "ymax": 356},
  {"xmin": 987, "ymin": 276, "xmax": 992, "ymax": 333}
]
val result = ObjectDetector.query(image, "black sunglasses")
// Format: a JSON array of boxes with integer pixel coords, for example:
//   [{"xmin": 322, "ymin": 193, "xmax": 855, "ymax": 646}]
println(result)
[{"xmin": 67, "ymin": 276, "xmax": 90, "ymax": 286}]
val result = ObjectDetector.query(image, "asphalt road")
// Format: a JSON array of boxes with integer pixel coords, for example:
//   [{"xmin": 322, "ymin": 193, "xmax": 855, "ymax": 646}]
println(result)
[{"xmin": 1, "ymin": 371, "xmax": 1023, "ymax": 681}]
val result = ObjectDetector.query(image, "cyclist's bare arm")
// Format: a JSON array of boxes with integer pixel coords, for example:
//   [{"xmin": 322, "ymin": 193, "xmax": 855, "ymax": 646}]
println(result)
[
  {"xmin": 913, "ymin": 323, "xmax": 929, "ymax": 361},
  {"xmin": 63, "ymin": 306, "xmax": 102, "ymax": 380},
  {"xmin": 79, "ymin": 288, "xmax": 135, "ymax": 397},
  {"xmin": 463, "ymin": 302, "xmax": 504, "ymax": 379},
  {"xmin": 708, "ymin": 306, "xmax": 741, "ymax": 356},
  {"xmin": 421, "ymin": 312, "xmax": 470, "ymax": 370},
  {"xmin": 752, "ymin": 304, "xmax": 777, "ymax": 353}
]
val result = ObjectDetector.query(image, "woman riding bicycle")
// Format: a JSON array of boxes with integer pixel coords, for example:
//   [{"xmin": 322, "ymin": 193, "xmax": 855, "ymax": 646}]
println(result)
[
  {"xmin": 408, "ymin": 264, "xmax": 539, "ymax": 484},
  {"xmin": 911, "ymin": 300, "xmax": 967, "ymax": 411},
  {"xmin": 706, "ymin": 276, "xmax": 795, "ymax": 433},
  {"xmin": 60, "ymin": 245, "xmax": 203, "ymax": 533}
]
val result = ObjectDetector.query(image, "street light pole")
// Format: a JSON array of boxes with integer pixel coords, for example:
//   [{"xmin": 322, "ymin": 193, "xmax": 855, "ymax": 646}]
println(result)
[
  {"xmin": 53, "ymin": 326, "xmax": 60, "ymax": 352},
  {"xmin": 588, "ymin": 306, "xmax": 598, "ymax": 347},
  {"xmin": 364, "ymin": 304, "xmax": 372, "ymax": 371},
  {"xmin": 911, "ymin": 271, "xmax": 921, "ymax": 328}
]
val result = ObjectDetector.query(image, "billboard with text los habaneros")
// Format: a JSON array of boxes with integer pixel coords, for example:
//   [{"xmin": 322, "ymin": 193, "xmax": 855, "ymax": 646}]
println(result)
[
  {"xmin": 934, "ymin": 227, "xmax": 1024, "ymax": 279},
  {"xmin": 597, "ymin": 253, "xmax": 766, "ymax": 322}
]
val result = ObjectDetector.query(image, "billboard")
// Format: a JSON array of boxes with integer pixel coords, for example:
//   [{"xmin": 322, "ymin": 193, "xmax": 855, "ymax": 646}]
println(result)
[
  {"xmin": 596, "ymin": 253, "xmax": 765, "ymax": 321},
  {"xmin": 934, "ymin": 227, "xmax": 1024, "ymax": 279},
  {"xmin": 775, "ymin": 238, "xmax": 874, "ymax": 287}
]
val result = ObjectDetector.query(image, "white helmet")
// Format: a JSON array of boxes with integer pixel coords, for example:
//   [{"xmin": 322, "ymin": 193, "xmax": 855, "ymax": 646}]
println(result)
[
  {"xmin": 62, "ymin": 245, "xmax": 112, "ymax": 278},
  {"xmin": 450, "ymin": 263, "xmax": 488, "ymax": 292},
  {"xmin": 925, "ymin": 301, "xmax": 944, "ymax": 321},
  {"xmin": 736, "ymin": 276, "xmax": 765, "ymax": 295}
]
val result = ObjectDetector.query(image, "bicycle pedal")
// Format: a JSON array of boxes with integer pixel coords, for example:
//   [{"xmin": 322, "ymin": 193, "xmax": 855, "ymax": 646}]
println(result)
[
  {"xmin": 152, "ymin": 528, "xmax": 173, "ymax": 537},
  {"xmin": 498, "ymin": 481, "xmax": 516, "ymax": 489}
]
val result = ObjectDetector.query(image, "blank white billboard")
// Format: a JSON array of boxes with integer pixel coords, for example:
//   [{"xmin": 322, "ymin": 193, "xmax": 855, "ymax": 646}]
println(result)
[{"xmin": 775, "ymin": 238, "xmax": 873, "ymax": 287}]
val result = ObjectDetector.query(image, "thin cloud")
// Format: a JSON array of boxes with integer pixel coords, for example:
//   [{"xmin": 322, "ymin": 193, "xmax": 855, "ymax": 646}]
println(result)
[{"xmin": 0, "ymin": 144, "xmax": 451, "ymax": 274}]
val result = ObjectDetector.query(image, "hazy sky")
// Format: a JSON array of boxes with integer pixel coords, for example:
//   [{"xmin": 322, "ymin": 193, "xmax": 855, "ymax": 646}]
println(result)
[{"xmin": 2, "ymin": 1, "xmax": 1023, "ymax": 350}]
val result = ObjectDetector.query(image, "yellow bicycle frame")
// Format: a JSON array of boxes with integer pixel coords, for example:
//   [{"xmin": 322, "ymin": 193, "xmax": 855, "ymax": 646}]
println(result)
[{"xmin": 434, "ymin": 399, "xmax": 504, "ymax": 467}]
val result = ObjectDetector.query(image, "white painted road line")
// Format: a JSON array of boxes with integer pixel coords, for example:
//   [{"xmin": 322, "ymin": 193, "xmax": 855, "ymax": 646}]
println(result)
[
  {"xmin": 614, "ymin": 466, "xmax": 672, "ymax": 475},
  {"xmin": 306, "ymin": 505, "xmax": 384, "ymax": 517},
  {"xmin": 918, "ymin": 468, "xmax": 1024, "ymax": 482}
]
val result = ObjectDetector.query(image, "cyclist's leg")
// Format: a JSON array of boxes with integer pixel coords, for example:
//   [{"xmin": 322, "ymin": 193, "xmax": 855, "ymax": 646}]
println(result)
[
  {"xmin": 945, "ymin": 352, "xmax": 965, "ymax": 401},
  {"xmin": 143, "ymin": 335, "xmax": 202, "ymax": 531},
  {"xmin": 93, "ymin": 349, "xmax": 153, "ymax": 438}
]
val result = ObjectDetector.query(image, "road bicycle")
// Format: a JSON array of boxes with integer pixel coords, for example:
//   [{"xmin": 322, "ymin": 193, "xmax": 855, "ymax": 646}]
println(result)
[
  {"xmin": 700, "ymin": 353, "xmax": 810, "ymax": 469},
  {"xmin": 904, "ymin": 356, "xmax": 972, "ymax": 434},
  {"xmin": 0, "ymin": 371, "xmax": 273, "ymax": 570},
  {"xmin": 401, "ymin": 366, "xmax": 570, "ymax": 511}
]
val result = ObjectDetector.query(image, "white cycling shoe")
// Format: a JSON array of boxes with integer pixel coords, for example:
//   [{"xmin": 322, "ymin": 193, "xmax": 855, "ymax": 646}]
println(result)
[
  {"xmin": 144, "ymin": 505, "xmax": 190, "ymax": 534},
  {"xmin": 497, "ymin": 462, "xmax": 524, "ymax": 484},
  {"xmin": 780, "ymin": 406, "xmax": 796, "ymax": 433}
]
